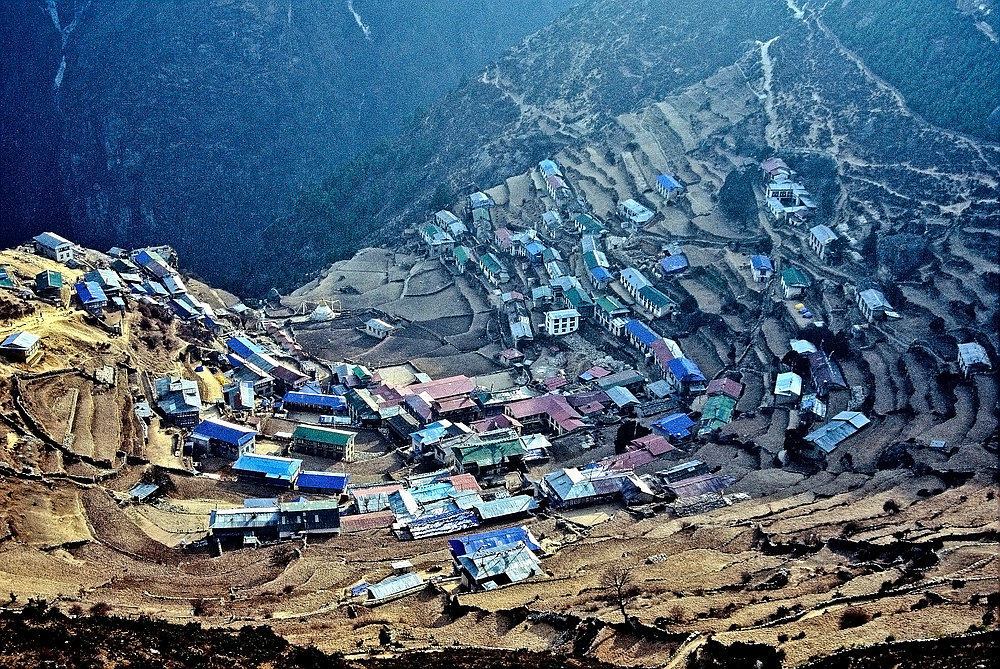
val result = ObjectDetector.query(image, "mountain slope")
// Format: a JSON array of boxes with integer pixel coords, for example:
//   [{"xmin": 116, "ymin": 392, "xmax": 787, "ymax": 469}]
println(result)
[{"xmin": 0, "ymin": 0, "xmax": 579, "ymax": 286}]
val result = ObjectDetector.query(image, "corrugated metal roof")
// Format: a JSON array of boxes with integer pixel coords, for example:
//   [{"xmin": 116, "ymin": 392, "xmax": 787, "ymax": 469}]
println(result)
[
  {"xmin": 367, "ymin": 572, "xmax": 424, "ymax": 602},
  {"xmin": 296, "ymin": 471, "xmax": 349, "ymax": 490},
  {"xmin": 192, "ymin": 418, "xmax": 256, "ymax": 446},
  {"xmin": 232, "ymin": 453, "xmax": 301, "ymax": 480},
  {"xmin": 657, "ymin": 174, "xmax": 684, "ymax": 191},
  {"xmin": 624, "ymin": 319, "xmax": 660, "ymax": 346},
  {"xmin": 457, "ymin": 541, "xmax": 541, "ymax": 583},
  {"xmin": 1, "ymin": 332, "xmax": 39, "ymax": 350},
  {"xmin": 292, "ymin": 425, "xmax": 354, "ymax": 446},
  {"xmin": 449, "ymin": 525, "xmax": 540, "ymax": 556},
  {"xmin": 659, "ymin": 255, "xmax": 688, "ymax": 273},
  {"xmin": 471, "ymin": 496, "xmax": 538, "ymax": 521}
]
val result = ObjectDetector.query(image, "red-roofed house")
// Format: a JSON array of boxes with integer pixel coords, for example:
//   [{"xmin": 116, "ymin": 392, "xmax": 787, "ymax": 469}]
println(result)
[
  {"xmin": 630, "ymin": 434, "xmax": 674, "ymax": 456},
  {"xmin": 505, "ymin": 394, "xmax": 586, "ymax": 435},
  {"xmin": 706, "ymin": 377, "xmax": 744, "ymax": 401}
]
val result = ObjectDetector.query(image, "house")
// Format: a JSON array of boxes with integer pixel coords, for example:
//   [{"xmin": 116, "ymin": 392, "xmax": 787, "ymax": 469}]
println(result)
[
  {"xmin": 452, "ymin": 245, "xmax": 474, "ymax": 273},
  {"xmin": 208, "ymin": 507, "xmax": 281, "ymax": 545},
  {"xmin": 191, "ymin": 417, "xmax": 257, "ymax": 458},
  {"xmin": 74, "ymin": 281, "xmax": 108, "ymax": 314},
  {"xmin": 366, "ymin": 572, "xmax": 426, "ymax": 604},
  {"xmin": 468, "ymin": 192, "xmax": 495, "ymax": 225},
  {"xmin": 420, "ymin": 223, "xmax": 455, "ymax": 257},
  {"xmin": 637, "ymin": 285, "xmax": 675, "ymax": 318},
  {"xmin": 595, "ymin": 295, "xmax": 630, "ymax": 336},
  {"xmin": 539, "ymin": 210, "xmax": 561, "ymax": 236},
  {"xmin": 281, "ymin": 391, "xmax": 346, "ymax": 413},
  {"xmin": 666, "ymin": 358, "xmax": 707, "ymax": 394},
  {"xmin": 857, "ymin": 288, "xmax": 894, "ymax": 322},
  {"xmin": 435, "ymin": 210, "xmax": 462, "ymax": 231},
  {"xmin": 774, "ymin": 372, "xmax": 802, "ymax": 405},
  {"xmin": 545, "ymin": 308, "xmax": 580, "ymax": 336},
  {"xmin": 706, "ymin": 377, "xmax": 743, "ymax": 401},
  {"xmin": 34, "ymin": 270, "xmax": 63, "ymax": 300},
  {"xmin": 542, "ymin": 467, "xmax": 654, "ymax": 508},
  {"xmin": 410, "ymin": 419, "xmax": 469, "ymax": 457},
  {"xmin": 594, "ymin": 369, "xmax": 646, "ymax": 392},
  {"xmin": 231, "ymin": 453, "xmax": 302, "ymax": 487},
  {"xmin": 545, "ymin": 174, "xmax": 572, "ymax": 201},
  {"xmin": 760, "ymin": 157, "xmax": 792, "ymax": 180},
  {"xmin": 957, "ymin": 342, "xmax": 991, "ymax": 377},
  {"xmin": 471, "ymin": 495, "xmax": 538, "ymax": 522},
  {"xmin": 449, "ymin": 526, "xmax": 541, "ymax": 559},
  {"xmin": 365, "ymin": 318, "xmax": 394, "ymax": 339},
  {"xmin": 655, "ymin": 174, "xmax": 684, "ymax": 202},
  {"xmin": 659, "ymin": 460, "xmax": 709, "ymax": 482},
  {"xmin": 617, "ymin": 199, "xmax": 655, "ymax": 226},
  {"xmin": 531, "ymin": 285, "xmax": 554, "ymax": 308},
  {"xmin": 154, "ymin": 376, "xmax": 202, "ymax": 427},
  {"xmin": 589, "ymin": 265, "xmax": 613, "ymax": 289},
  {"xmin": 161, "ymin": 273, "xmax": 187, "ymax": 296},
  {"xmin": 449, "ymin": 428, "xmax": 526, "ymax": 476},
  {"xmin": 809, "ymin": 225, "xmax": 838, "ymax": 260},
  {"xmin": 0, "ymin": 265, "xmax": 14, "ymax": 289},
  {"xmin": 478, "ymin": 252, "xmax": 508, "ymax": 285},
  {"xmin": 658, "ymin": 254, "xmax": 688, "ymax": 275},
  {"xmin": 652, "ymin": 413, "xmax": 695, "ymax": 441},
  {"xmin": 456, "ymin": 541, "xmax": 542, "ymax": 591},
  {"xmin": 133, "ymin": 249, "xmax": 173, "ymax": 279},
  {"xmin": 291, "ymin": 425, "xmax": 356, "ymax": 461},
  {"xmin": 605, "ymin": 385, "xmax": 641, "ymax": 412},
  {"xmin": 295, "ymin": 471, "xmax": 349, "ymax": 494},
  {"xmin": 0, "ymin": 332, "xmax": 41, "ymax": 363},
  {"xmin": 538, "ymin": 159, "xmax": 562, "ymax": 178},
  {"xmin": 780, "ymin": 267, "xmax": 810, "ymax": 299},
  {"xmin": 805, "ymin": 411, "xmax": 870, "ymax": 453},
  {"xmin": 750, "ymin": 255, "xmax": 774, "ymax": 283},
  {"xmin": 574, "ymin": 213, "xmax": 605, "ymax": 236},
  {"xmin": 807, "ymin": 350, "xmax": 847, "ymax": 395},
  {"xmin": 505, "ymin": 394, "xmax": 585, "ymax": 435},
  {"xmin": 276, "ymin": 499, "xmax": 341, "ymax": 538},
  {"xmin": 698, "ymin": 395, "xmax": 736, "ymax": 435},
  {"xmin": 33, "ymin": 232, "xmax": 74, "ymax": 263},
  {"xmin": 498, "ymin": 348, "xmax": 525, "ymax": 367},
  {"xmin": 624, "ymin": 318, "xmax": 661, "ymax": 355}
]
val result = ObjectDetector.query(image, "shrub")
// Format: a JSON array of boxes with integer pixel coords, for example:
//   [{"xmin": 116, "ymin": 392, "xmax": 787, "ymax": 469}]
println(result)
[{"xmin": 839, "ymin": 607, "xmax": 871, "ymax": 629}]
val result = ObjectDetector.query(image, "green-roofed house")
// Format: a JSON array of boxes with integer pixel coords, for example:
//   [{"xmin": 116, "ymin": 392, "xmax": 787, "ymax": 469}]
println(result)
[
  {"xmin": 637, "ymin": 284, "xmax": 676, "ymax": 319},
  {"xmin": 780, "ymin": 266, "xmax": 811, "ymax": 299},
  {"xmin": 450, "ymin": 428, "xmax": 526, "ymax": 476},
  {"xmin": 452, "ymin": 245, "xmax": 473, "ymax": 274},
  {"xmin": 291, "ymin": 425, "xmax": 356, "ymax": 462},
  {"xmin": 698, "ymin": 395, "xmax": 737, "ymax": 436},
  {"xmin": 0, "ymin": 265, "xmax": 15, "ymax": 289},
  {"xmin": 574, "ymin": 213, "xmax": 606, "ymax": 236},
  {"xmin": 35, "ymin": 270, "xmax": 64, "ymax": 301},
  {"xmin": 564, "ymin": 285, "xmax": 595, "ymax": 317},
  {"xmin": 595, "ymin": 295, "xmax": 630, "ymax": 336}
]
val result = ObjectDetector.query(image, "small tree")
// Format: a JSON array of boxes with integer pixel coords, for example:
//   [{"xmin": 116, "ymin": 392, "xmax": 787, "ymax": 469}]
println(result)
[{"xmin": 601, "ymin": 563, "xmax": 641, "ymax": 626}]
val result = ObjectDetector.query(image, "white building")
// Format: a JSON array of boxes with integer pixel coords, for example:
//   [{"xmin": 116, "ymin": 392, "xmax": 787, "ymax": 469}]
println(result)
[
  {"xmin": 33, "ymin": 232, "xmax": 74, "ymax": 263},
  {"xmin": 617, "ymin": 199, "xmax": 655, "ymax": 227},
  {"xmin": 856, "ymin": 288, "xmax": 893, "ymax": 322},
  {"xmin": 365, "ymin": 318, "xmax": 394, "ymax": 339},
  {"xmin": 774, "ymin": 372, "xmax": 802, "ymax": 405},
  {"xmin": 809, "ymin": 225, "xmax": 838, "ymax": 260},
  {"xmin": 545, "ymin": 309, "xmax": 580, "ymax": 336},
  {"xmin": 957, "ymin": 342, "xmax": 991, "ymax": 378}
]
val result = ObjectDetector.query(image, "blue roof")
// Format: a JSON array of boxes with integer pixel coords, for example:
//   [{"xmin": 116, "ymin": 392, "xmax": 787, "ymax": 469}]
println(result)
[
  {"xmin": 624, "ymin": 319, "xmax": 660, "ymax": 346},
  {"xmin": 659, "ymin": 255, "xmax": 689, "ymax": 273},
  {"xmin": 227, "ymin": 336, "xmax": 267, "ymax": 359},
  {"xmin": 750, "ymin": 255, "xmax": 773, "ymax": 271},
  {"xmin": 590, "ymin": 266, "xmax": 612, "ymax": 282},
  {"xmin": 448, "ymin": 526, "xmax": 540, "ymax": 557},
  {"xmin": 74, "ymin": 281, "xmax": 107, "ymax": 305},
  {"xmin": 192, "ymin": 418, "xmax": 256, "ymax": 446},
  {"xmin": 657, "ymin": 174, "xmax": 684, "ymax": 191},
  {"xmin": 282, "ymin": 391, "xmax": 346, "ymax": 410},
  {"xmin": 653, "ymin": 413, "xmax": 695, "ymax": 439},
  {"xmin": 296, "ymin": 471, "xmax": 350, "ymax": 490},
  {"xmin": 232, "ymin": 453, "xmax": 301, "ymax": 481},
  {"xmin": 524, "ymin": 241, "xmax": 546, "ymax": 255},
  {"xmin": 667, "ymin": 357, "xmax": 706, "ymax": 383}
]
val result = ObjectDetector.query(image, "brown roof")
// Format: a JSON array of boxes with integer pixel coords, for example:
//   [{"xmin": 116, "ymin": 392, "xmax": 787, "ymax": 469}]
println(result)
[{"xmin": 340, "ymin": 511, "xmax": 394, "ymax": 533}]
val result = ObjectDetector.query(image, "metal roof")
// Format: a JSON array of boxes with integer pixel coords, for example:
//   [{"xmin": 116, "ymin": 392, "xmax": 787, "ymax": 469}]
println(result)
[
  {"xmin": 232, "ymin": 453, "xmax": 302, "ymax": 480},
  {"xmin": 859, "ymin": 288, "xmax": 892, "ymax": 311},
  {"xmin": 282, "ymin": 391, "xmax": 346, "ymax": 410},
  {"xmin": 638, "ymin": 284, "xmax": 673, "ymax": 309},
  {"xmin": 209, "ymin": 507, "xmax": 280, "ymax": 531},
  {"xmin": 774, "ymin": 372, "xmax": 802, "ymax": 397},
  {"xmin": 657, "ymin": 174, "xmax": 684, "ymax": 191},
  {"xmin": 471, "ymin": 496, "xmax": 538, "ymax": 521},
  {"xmin": 652, "ymin": 413, "xmax": 695, "ymax": 439},
  {"xmin": 750, "ymin": 255, "xmax": 773, "ymax": 271},
  {"xmin": 668, "ymin": 358, "xmax": 706, "ymax": 383},
  {"xmin": 74, "ymin": 281, "xmax": 107, "ymax": 305},
  {"xmin": 457, "ymin": 541, "xmax": 541, "ymax": 584},
  {"xmin": 296, "ymin": 471, "xmax": 349, "ymax": 490},
  {"xmin": 781, "ymin": 267, "xmax": 810, "ymax": 287},
  {"xmin": 1, "ymin": 332, "xmax": 40, "ymax": 351},
  {"xmin": 806, "ymin": 411, "xmax": 870, "ymax": 453},
  {"xmin": 624, "ymin": 318, "xmax": 660, "ymax": 346},
  {"xmin": 154, "ymin": 376, "xmax": 201, "ymax": 416},
  {"xmin": 620, "ymin": 267, "xmax": 652, "ymax": 290},
  {"xmin": 449, "ymin": 525, "xmax": 540, "ymax": 556},
  {"xmin": 605, "ymin": 385, "xmax": 640, "ymax": 408},
  {"xmin": 33, "ymin": 231, "xmax": 72, "ymax": 250},
  {"xmin": 958, "ymin": 342, "xmax": 990, "ymax": 368},
  {"xmin": 659, "ymin": 255, "xmax": 689, "ymax": 273},
  {"xmin": 367, "ymin": 572, "xmax": 425, "ymax": 602},
  {"xmin": 810, "ymin": 224, "xmax": 837, "ymax": 245},
  {"xmin": 192, "ymin": 418, "xmax": 256, "ymax": 446},
  {"xmin": 35, "ymin": 270, "xmax": 63, "ymax": 290},
  {"xmin": 292, "ymin": 425, "xmax": 354, "ymax": 446}
]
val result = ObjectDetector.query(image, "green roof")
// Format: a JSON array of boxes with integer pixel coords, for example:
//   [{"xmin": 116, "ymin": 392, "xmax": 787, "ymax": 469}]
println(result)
[
  {"xmin": 582, "ymin": 250, "xmax": 601, "ymax": 269},
  {"xmin": 596, "ymin": 295, "xmax": 626, "ymax": 314},
  {"xmin": 565, "ymin": 286, "xmax": 594, "ymax": 308},
  {"xmin": 574, "ymin": 214, "xmax": 605, "ymax": 233},
  {"xmin": 292, "ymin": 425, "xmax": 355, "ymax": 446},
  {"xmin": 781, "ymin": 267, "xmax": 810, "ymax": 287},
  {"xmin": 452, "ymin": 436, "xmax": 525, "ymax": 467},
  {"xmin": 453, "ymin": 245, "xmax": 471, "ymax": 264},
  {"xmin": 480, "ymin": 253, "xmax": 502, "ymax": 273},
  {"xmin": 638, "ymin": 285, "xmax": 674, "ymax": 309},
  {"xmin": 0, "ymin": 266, "xmax": 14, "ymax": 289},
  {"xmin": 701, "ymin": 395, "xmax": 736, "ymax": 425}
]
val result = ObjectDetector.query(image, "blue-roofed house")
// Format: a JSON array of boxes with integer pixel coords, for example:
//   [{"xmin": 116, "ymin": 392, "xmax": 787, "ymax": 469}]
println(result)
[
  {"xmin": 281, "ymin": 391, "xmax": 346, "ymax": 412},
  {"xmin": 296, "ymin": 471, "xmax": 349, "ymax": 494},
  {"xmin": 652, "ymin": 413, "xmax": 695, "ymax": 441},
  {"xmin": 232, "ymin": 453, "xmax": 302, "ymax": 486},
  {"xmin": 191, "ymin": 417, "xmax": 257, "ymax": 458},
  {"xmin": 666, "ymin": 358, "xmax": 707, "ymax": 394},
  {"xmin": 750, "ymin": 255, "xmax": 774, "ymax": 283},
  {"xmin": 658, "ymin": 254, "xmax": 689, "ymax": 275},
  {"xmin": 538, "ymin": 159, "xmax": 562, "ymax": 178},
  {"xmin": 655, "ymin": 174, "xmax": 685, "ymax": 201},
  {"xmin": 542, "ymin": 467, "xmax": 655, "ymax": 508},
  {"xmin": 133, "ymin": 249, "xmax": 173, "ymax": 279},
  {"xmin": 226, "ymin": 336, "xmax": 267, "ymax": 360},
  {"xmin": 623, "ymin": 318, "xmax": 661, "ymax": 354},
  {"xmin": 74, "ymin": 281, "xmax": 108, "ymax": 314},
  {"xmin": 154, "ymin": 376, "xmax": 202, "ymax": 427},
  {"xmin": 524, "ymin": 240, "xmax": 546, "ymax": 265},
  {"xmin": 448, "ymin": 526, "xmax": 541, "ymax": 558},
  {"xmin": 589, "ymin": 265, "xmax": 613, "ymax": 289}
]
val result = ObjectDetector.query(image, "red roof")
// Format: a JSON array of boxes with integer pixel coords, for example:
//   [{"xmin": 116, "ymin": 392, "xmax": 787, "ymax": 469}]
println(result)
[
  {"xmin": 606, "ymin": 449, "xmax": 658, "ymax": 471},
  {"xmin": 506, "ymin": 394, "xmax": 583, "ymax": 432},
  {"xmin": 340, "ymin": 511, "xmax": 394, "ymax": 533},
  {"xmin": 541, "ymin": 375, "xmax": 568, "ymax": 391},
  {"xmin": 651, "ymin": 340, "xmax": 675, "ymax": 369},
  {"xmin": 706, "ymin": 377, "xmax": 744, "ymax": 400},
  {"xmin": 400, "ymin": 375, "xmax": 476, "ymax": 401},
  {"xmin": 581, "ymin": 365, "xmax": 611, "ymax": 379},
  {"xmin": 470, "ymin": 414, "xmax": 522, "ymax": 433},
  {"xmin": 444, "ymin": 473, "xmax": 483, "ymax": 493},
  {"xmin": 631, "ymin": 434, "xmax": 674, "ymax": 455},
  {"xmin": 499, "ymin": 348, "xmax": 524, "ymax": 361}
]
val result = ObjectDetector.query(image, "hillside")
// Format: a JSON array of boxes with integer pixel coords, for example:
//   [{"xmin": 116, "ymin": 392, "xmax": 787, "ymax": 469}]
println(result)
[
  {"xmin": 271, "ymin": 0, "xmax": 1000, "ymax": 295},
  {"xmin": 0, "ymin": 0, "xmax": 580, "ymax": 293}
]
